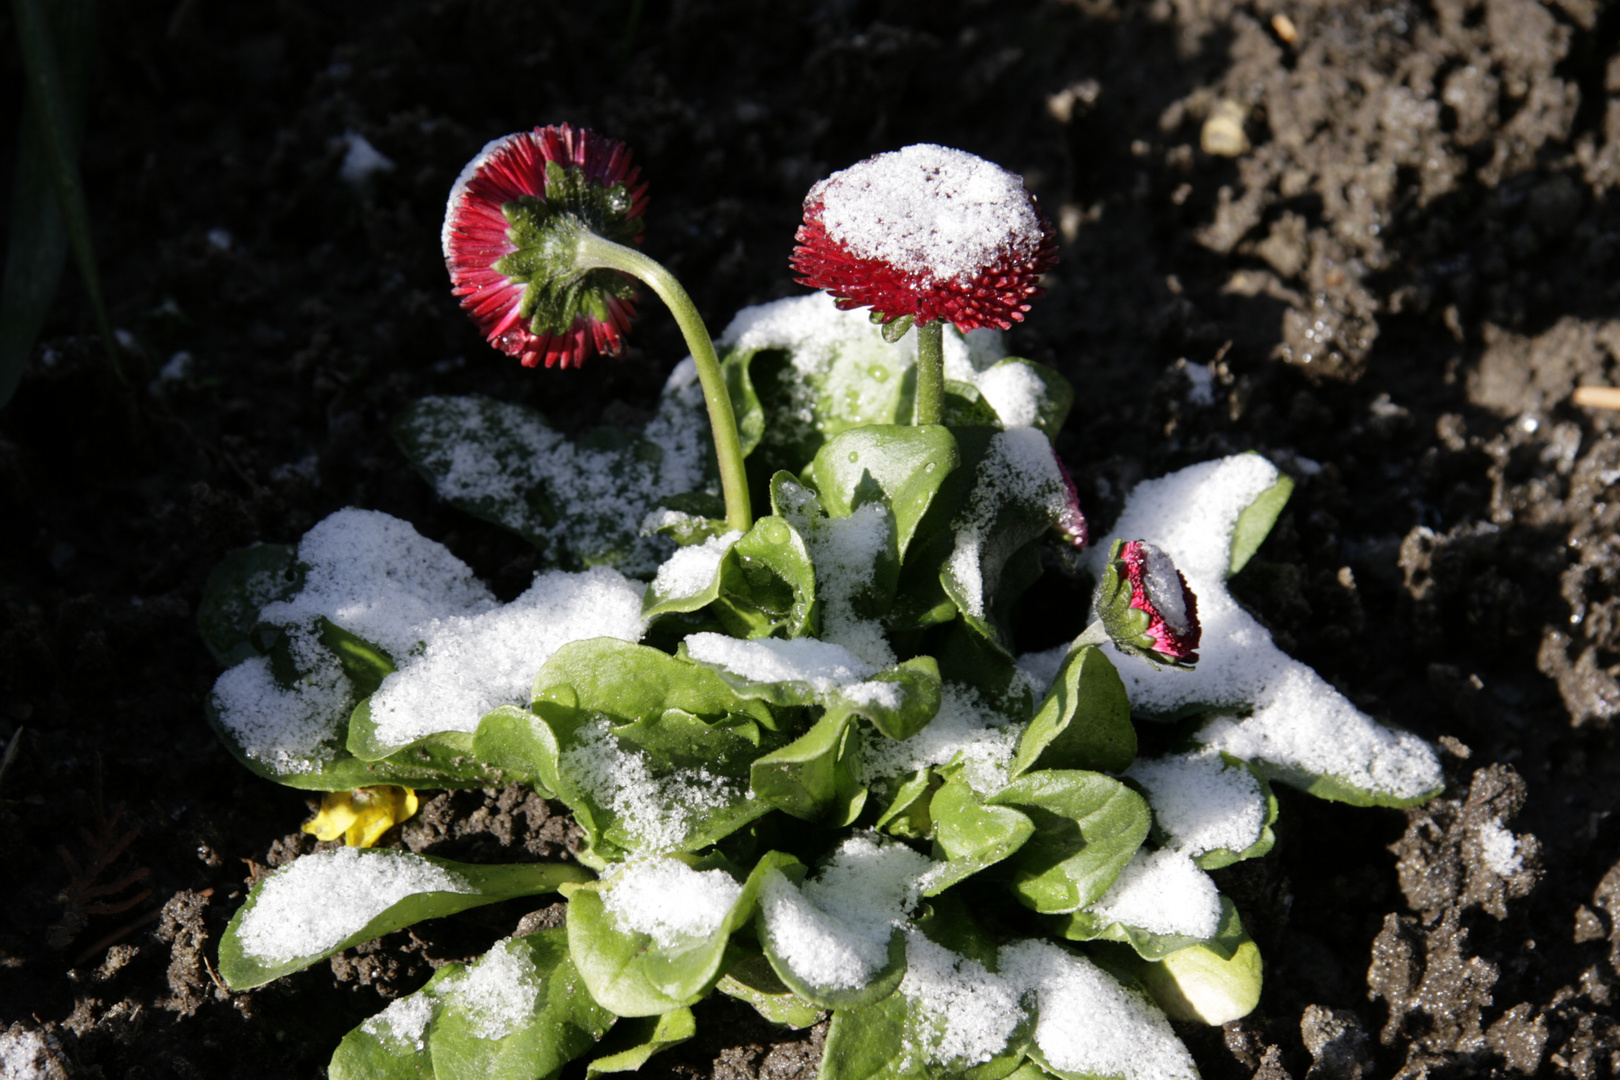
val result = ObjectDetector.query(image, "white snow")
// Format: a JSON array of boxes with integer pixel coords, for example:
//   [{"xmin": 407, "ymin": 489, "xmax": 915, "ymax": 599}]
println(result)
[
  {"xmin": 760, "ymin": 835, "xmax": 932, "ymax": 989},
  {"xmin": 973, "ymin": 361, "xmax": 1050, "ymax": 429},
  {"xmin": 899, "ymin": 933, "xmax": 1023, "ymax": 1067},
  {"xmin": 441, "ymin": 942, "xmax": 540, "ymax": 1040},
  {"xmin": 1126, "ymin": 750, "xmax": 1267, "ymax": 858},
  {"xmin": 685, "ymin": 632, "xmax": 876, "ymax": 694},
  {"xmin": 811, "ymin": 145, "xmax": 1045, "ymax": 286},
  {"xmin": 340, "ymin": 131, "xmax": 395, "ymax": 185},
  {"xmin": 211, "ymin": 650, "xmax": 348, "ymax": 774},
  {"xmin": 1478, "ymin": 817, "xmax": 1524, "ymax": 876},
  {"xmin": 858, "ymin": 682, "xmax": 1016, "ymax": 794},
  {"xmin": 650, "ymin": 531, "xmax": 739, "ymax": 600},
  {"xmin": 560, "ymin": 720, "xmax": 746, "ymax": 853},
  {"xmin": 1086, "ymin": 455, "xmax": 1443, "ymax": 802},
  {"xmin": 948, "ymin": 427, "xmax": 1070, "ymax": 618},
  {"xmin": 403, "ymin": 394, "xmax": 712, "ymax": 577},
  {"xmin": 0, "ymin": 1028, "xmax": 60, "ymax": 1080},
  {"xmin": 1086, "ymin": 849, "xmax": 1222, "ymax": 939},
  {"xmin": 260, "ymin": 508, "xmax": 496, "ymax": 660},
  {"xmin": 365, "ymin": 566, "xmax": 646, "ymax": 749},
  {"xmin": 998, "ymin": 940, "xmax": 1198, "ymax": 1080},
  {"xmin": 236, "ymin": 848, "xmax": 472, "ymax": 963},
  {"xmin": 361, "ymin": 993, "xmax": 434, "ymax": 1050},
  {"xmin": 797, "ymin": 501, "xmax": 896, "ymax": 666},
  {"xmin": 601, "ymin": 858, "xmax": 743, "ymax": 948}
]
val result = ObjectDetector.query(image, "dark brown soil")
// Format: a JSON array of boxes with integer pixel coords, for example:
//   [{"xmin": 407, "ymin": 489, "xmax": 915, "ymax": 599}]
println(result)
[{"xmin": 3, "ymin": 1, "xmax": 1620, "ymax": 1077}]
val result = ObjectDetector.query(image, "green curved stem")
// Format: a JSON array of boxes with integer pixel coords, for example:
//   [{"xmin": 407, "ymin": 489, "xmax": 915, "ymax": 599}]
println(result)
[
  {"xmin": 574, "ymin": 231, "xmax": 752, "ymax": 534},
  {"xmin": 914, "ymin": 320, "xmax": 944, "ymax": 425}
]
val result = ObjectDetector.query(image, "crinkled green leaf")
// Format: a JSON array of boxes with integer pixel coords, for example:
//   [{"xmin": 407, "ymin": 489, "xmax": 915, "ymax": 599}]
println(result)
[
  {"xmin": 1227, "ymin": 470, "xmax": 1294, "ymax": 577},
  {"xmin": 942, "ymin": 380, "xmax": 1003, "ymax": 429},
  {"xmin": 716, "ymin": 952, "xmax": 825, "ymax": 1029},
  {"xmin": 750, "ymin": 706, "xmax": 866, "ymax": 824},
  {"xmin": 585, "ymin": 1007, "xmax": 695, "ymax": 1076},
  {"xmin": 1011, "ymin": 646, "xmax": 1135, "ymax": 778},
  {"xmin": 567, "ymin": 851, "xmax": 768, "ymax": 1017},
  {"xmin": 923, "ymin": 777, "xmax": 1036, "ymax": 896},
  {"xmin": 808, "ymin": 425, "xmax": 960, "ymax": 562},
  {"xmin": 931, "ymin": 620, "xmax": 1035, "ymax": 723},
  {"xmin": 428, "ymin": 931, "xmax": 615, "ymax": 1080},
  {"xmin": 219, "ymin": 851, "xmax": 590, "ymax": 989},
  {"xmin": 987, "ymin": 772, "xmax": 1151, "ymax": 914},
  {"xmin": 874, "ymin": 768, "xmax": 941, "ymax": 841},
  {"xmin": 514, "ymin": 641, "xmax": 784, "ymax": 861},
  {"xmin": 196, "ymin": 543, "xmax": 300, "ymax": 665},
  {"xmin": 713, "ymin": 515, "xmax": 818, "ymax": 639},
  {"xmin": 819, "ymin": 991, "xmax": 924, "ymax": 1080}
]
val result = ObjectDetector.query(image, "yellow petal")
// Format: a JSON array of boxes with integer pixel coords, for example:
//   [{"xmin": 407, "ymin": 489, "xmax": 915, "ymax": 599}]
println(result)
[{"xmin": 302, "ymin": 787, "xmax": 419, "ymax": 847}]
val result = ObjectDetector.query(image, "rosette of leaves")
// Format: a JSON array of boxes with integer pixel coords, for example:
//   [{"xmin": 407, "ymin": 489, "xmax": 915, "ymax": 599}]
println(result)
[{"xmin": 203, "ymin": 298, "xmax": 1438, "ymax": 1079}]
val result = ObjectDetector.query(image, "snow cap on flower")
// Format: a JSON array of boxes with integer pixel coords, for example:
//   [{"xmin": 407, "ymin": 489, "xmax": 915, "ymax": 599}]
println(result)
[
  {"xmin": 1094, "ymin": 539, "xmax": 1201, "ymax": 668},
  {"xmin": 443, "ymin": 124, "xmax": 649, "ymax": 369},
  {"xmin": 790, "ymin": 144, "xmax": 1058, "ymax": 334}
]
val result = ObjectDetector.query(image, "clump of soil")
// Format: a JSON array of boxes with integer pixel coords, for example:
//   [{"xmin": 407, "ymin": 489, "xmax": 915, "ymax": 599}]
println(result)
[{"xmin": 3, "ymin": 1, "xmax": 1619, "ymax": 1077}]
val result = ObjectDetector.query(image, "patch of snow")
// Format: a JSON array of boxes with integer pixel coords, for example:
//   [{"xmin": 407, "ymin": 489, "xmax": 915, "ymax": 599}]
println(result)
[
  {"xmin": 1127, "ymin": 750, "xmax": 1267, "ymax": 858},
  {"xmin": 650, "ymin": 531, "xmax": 739, "ymax": 600},
  {"xmin": 441, "ymin": 942, "xmax": 539, "ymax": 1040},
  {"xmin": 859, "ymin": 682, "xmax": 1016, "ymax": 794},
  {"xmin": 236, "ymin": 848, "xmax": 472, "ymax": 963},
  {"xmin": 1086, "ymin": 849, "xmax": 1221, "ymax": 939},
  {"xmin": 998, "ymin": 940, "xmax": 1197, "ymax": 1080},
  {"xmin": 340, "ymin": 131, "xmax": 395, "ymax": 185},
  {"xmin": 900, "ymin": 933, "xmax": 1023, "ymax": 1067},
  {"xmin": 761, "ymin": 834, "xmax": 932, "ymax": 989},
  {"xmin": 1478, "ymin": 817, "xmax": 1524, "ymax": 876},
  {"xmin": 1085, "ymin": 455, "xmax": 1442, "ymax": 802},
  {"xmin": 602, "ymin": 858, "xmax": 742, "ymax": 948}
]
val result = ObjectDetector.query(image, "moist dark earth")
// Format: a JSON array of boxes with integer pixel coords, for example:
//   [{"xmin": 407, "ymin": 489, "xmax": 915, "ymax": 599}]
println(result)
[{"xmin": 3, "ymin": 0, "xmax": 1620, "ymax": 1077}]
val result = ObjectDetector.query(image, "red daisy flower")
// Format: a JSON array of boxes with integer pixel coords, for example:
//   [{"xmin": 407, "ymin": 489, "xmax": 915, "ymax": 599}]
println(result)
[
  {"xmin": 442, "ymin": 124, "xmax": 650, "ymax": 369},
  {"xmin": 1094, "ymin": 539, "xmax": 1201, "ymax": 667},
  {"xmin": 789, "ymin": 144, "xmax": 1059, "ymax": 334}
]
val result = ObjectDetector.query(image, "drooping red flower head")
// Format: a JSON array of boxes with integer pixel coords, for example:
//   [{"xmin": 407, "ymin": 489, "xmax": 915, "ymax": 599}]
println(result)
[
  {"xmin": 1094, "ymin": 539, "xmax": 1201, "ymax": 667},
  {"xmin": 442, "ymin": 124, "xmax": 650, "ymax": 369},
  {"xmin": 1053, "ymin": 456, "xmax": 1089, "ymax": 549},
  {"xmin": 790, "ymin": 144, "xmax": 1059, "ymax": 334}
]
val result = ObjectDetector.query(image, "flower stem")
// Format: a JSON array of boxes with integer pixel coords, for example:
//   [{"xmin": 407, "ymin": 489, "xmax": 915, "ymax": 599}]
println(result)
[
  {"xmin": 914, "ymin": 319, "xmax": 944, "ymax": 425},
  {"xmin": 574, "ymin": 231, "xmax": 753, "ymax": 534}
]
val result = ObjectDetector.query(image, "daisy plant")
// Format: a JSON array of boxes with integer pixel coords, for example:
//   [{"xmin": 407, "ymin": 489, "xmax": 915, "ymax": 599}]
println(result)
[{"xmin": 198, "ymin": 128, "xmax": 1443, "ymax": 1080}]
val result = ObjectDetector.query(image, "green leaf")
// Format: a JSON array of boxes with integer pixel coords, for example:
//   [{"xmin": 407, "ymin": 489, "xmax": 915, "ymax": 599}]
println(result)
[
  {"xmin": 975, "ymin": 358, "xmax": 1074, "ymax": 441},
  {"xmin": 712, "ymin": 515, "xmax": 818, "ymax": 639},
  {"xmin": 513, "ymin": 641, "xmax": 783, "ymax": 860},
  {"xmin": 808, "ymin": 425, "xmax": 960, "ymax": 562},
  {"xmin": 392, "ymin": 395, "xmax": 677, "ymax": 570},
  {"xmin": 568, "ymin": 851, "xmax": 796, "ymax": 1017},
  {"xmin": 1102, "ymin": 901, "xmax": 1262, "ymax": 1025},
  {"xmin": 427, "ymin": 931, "xmax": 615, "ymax": 1080},
  {"xmin": 987, "ymin": 772, "xmax": 1150, "ymax": 914},
  {"xmin": 472, "ymin": 703, "xmax": 562, "ymax": 798},
  {"xmin": 942, "ymin": 380, "xmax": 1004, "ymax": 429},
  {"xmin": 749, "ymin": 706, "xmax": 867, "ymax": 824},
  {"xmin": 196, "ymin": 543, "xmax": 300, "ymax": 665},
  {"xmin": 641, "ymin": 534, "xmax": 731, "ymax": 622},
  {"xmin": 1227, "ymin": 468, "xmax": 1294, "ymax": 577},
  {"xmin": 755, "ymin": 863, "xmax": 909, "ymax": 1010},
  {"xmin": 643, "ymin": 491, "xmax": 730, "ymax": 547},
  {"xmin": 220, "ymin": 850, "xmax": 590, "ymax": 989},
  {"xmin": 923, "ymin": 777, "xmax": 1036, "ymax": 895},
  {"xmin": 873, "ymin": 768, "xmax": 941, "ymax": 841},
  {"xmin": 329, "ymin": 962, "xmax": 461, "ymax": 1080},
  {"xmin": 1052, "ymin": 893, "xmax": 1245, "ymax": 962},
  {"xmin": 1011, "ymin": 646, "xmax": 1135, "ymax": 778},
  {"xmin": 585, "ymin": 1008, "xmax": 695, "ymax": 1076},
  {"xmin": 716, "ymin": 952, "xmax": 825, "ymax": 1029},
  {"xmin": 819, "ymin": 993, "xmax": 924, "ymax": 1080},
  {"xmin": 723, "ymin": 345, "xmax": 765, "ymax": 458},
  {"xmin": 1188, "ymin": 762, "xmax": 1279, "ymax": 871}
]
